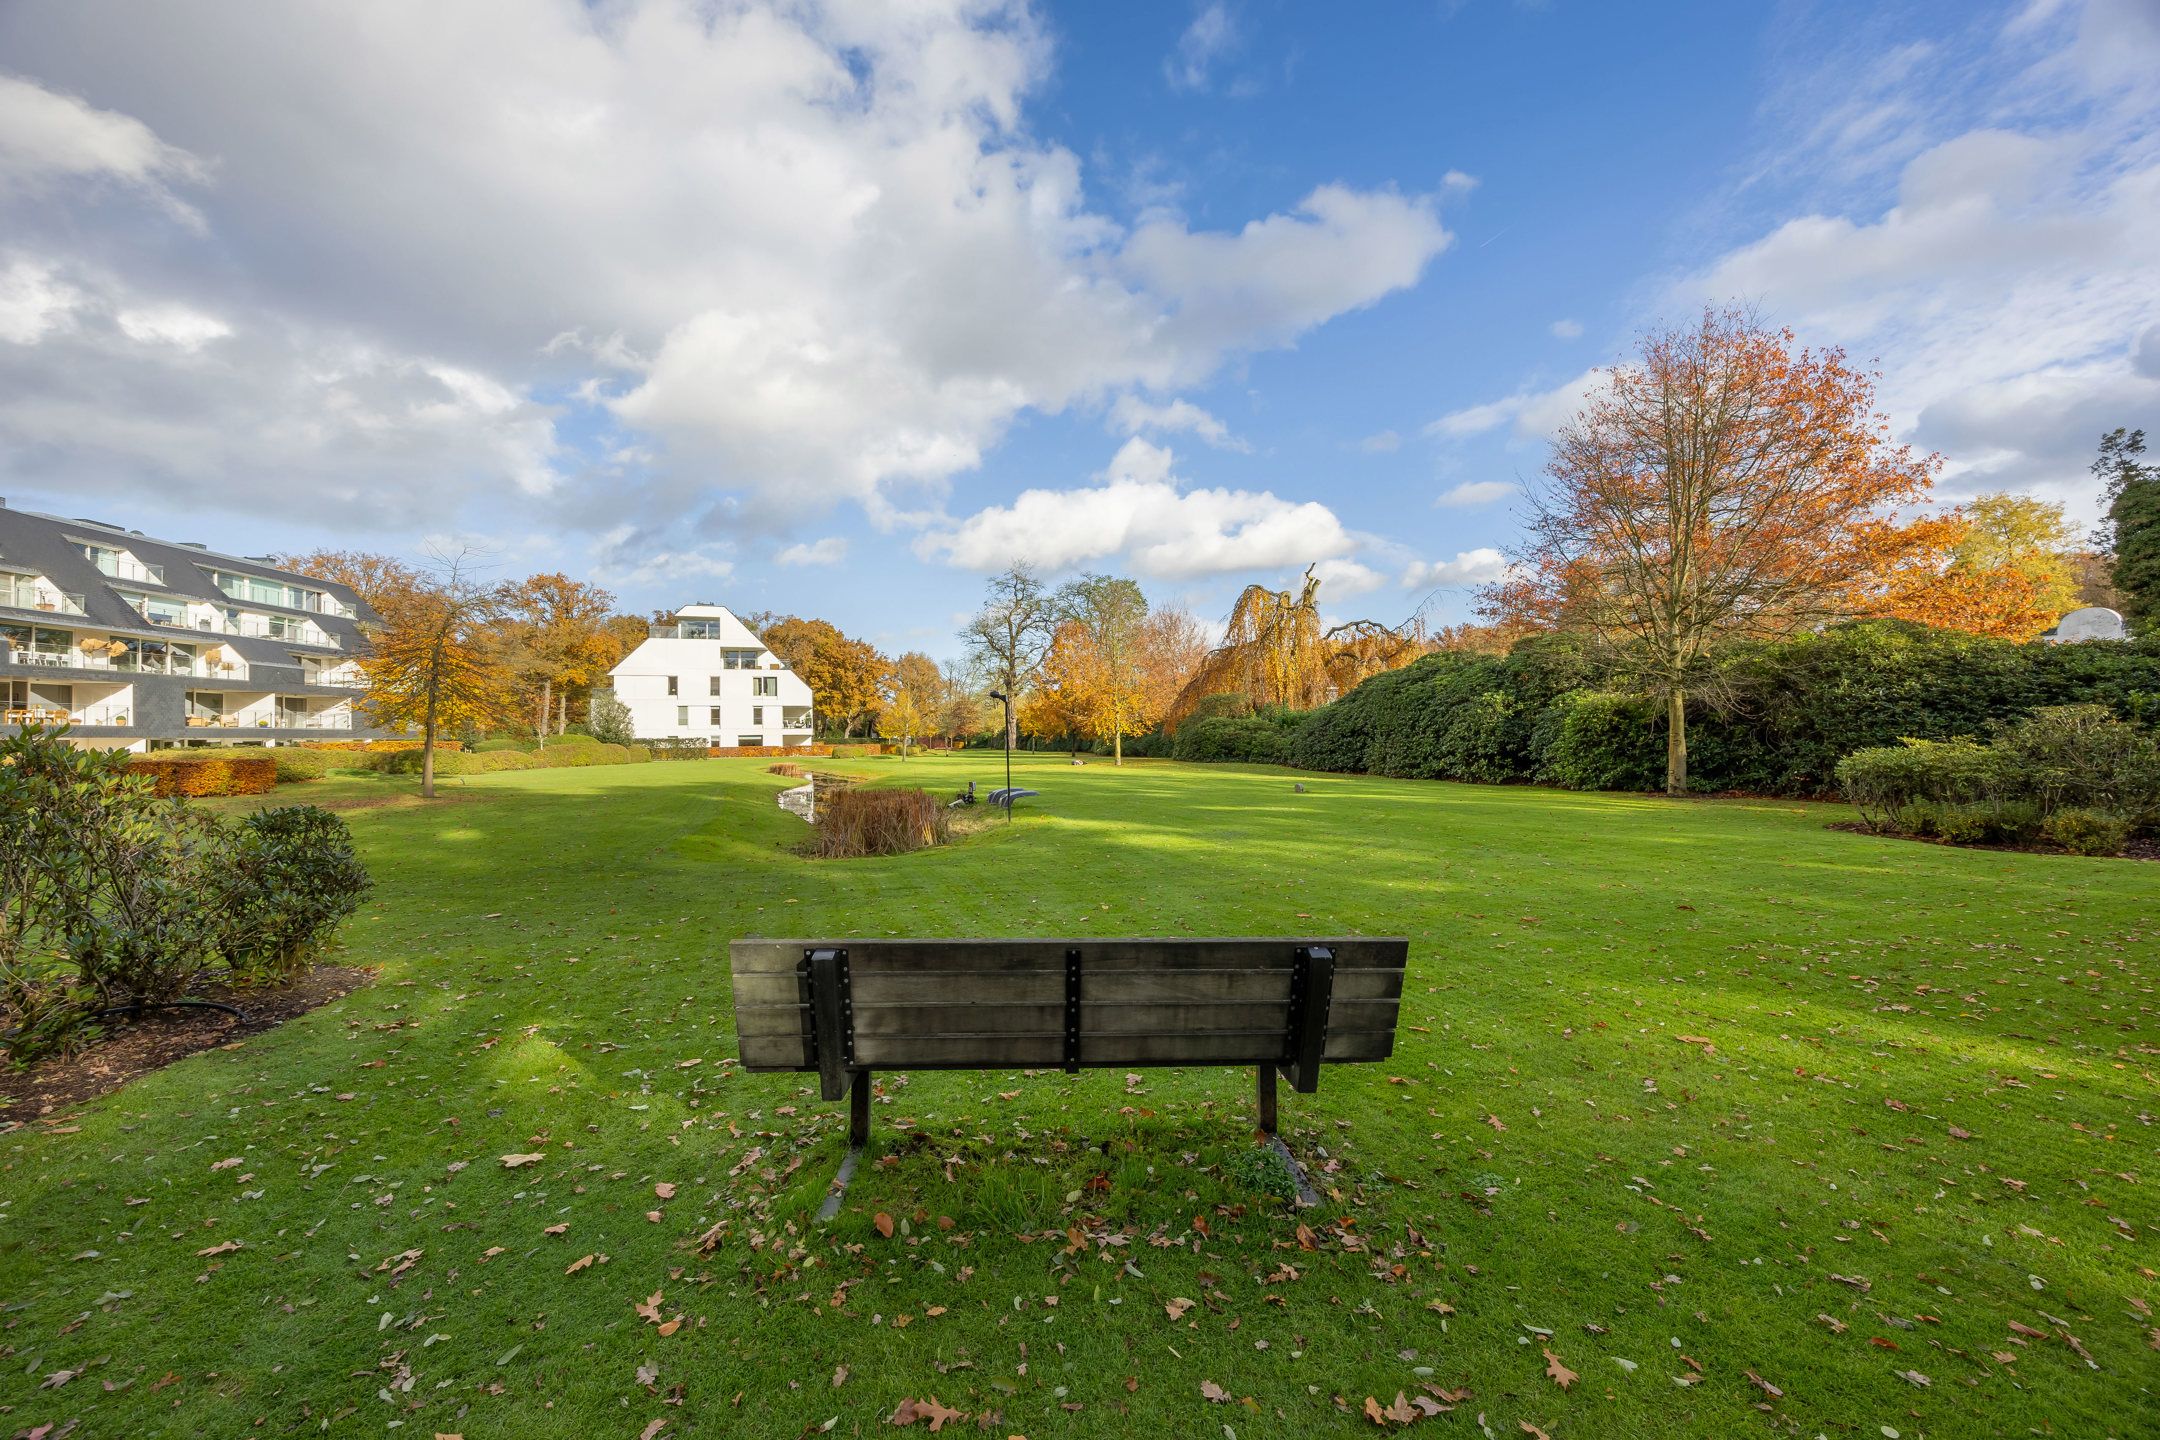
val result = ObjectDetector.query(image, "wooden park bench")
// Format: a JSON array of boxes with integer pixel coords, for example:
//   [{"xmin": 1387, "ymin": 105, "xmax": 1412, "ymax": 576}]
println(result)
[{"xmin": 730, "ymin": 937, "xmax": 1409, "ymax": 1218}]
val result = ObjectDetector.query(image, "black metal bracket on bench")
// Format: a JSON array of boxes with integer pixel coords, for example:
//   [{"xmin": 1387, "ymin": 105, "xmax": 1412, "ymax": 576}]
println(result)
[
  {"xmin": 1062, "ymin": 948, "xmax": 1082, "ymax": 1074},
  {"xmin": 801, "ymin": 947, "xmax": 870, "ymax": 1222},
  {"xmin": 1256, "ymin": 944, "xmax": 1333, "ymax": 1208}
]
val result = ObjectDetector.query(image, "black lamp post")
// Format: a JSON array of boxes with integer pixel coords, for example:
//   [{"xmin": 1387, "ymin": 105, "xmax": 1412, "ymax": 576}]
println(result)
[{"xmin": 987, "ymin": 690, "xmax": 1011, "ymax": 817}]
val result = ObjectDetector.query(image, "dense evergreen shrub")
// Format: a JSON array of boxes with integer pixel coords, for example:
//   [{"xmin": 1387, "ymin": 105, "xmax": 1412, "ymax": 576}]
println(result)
[
  {"xmin": 0, "ymin": 727, "xmax": 373, "ymax": 1061},
  {"xmin": 1171, "ymin": 714, "xmax": 1302, "ymax": 764},
  {"xmin": 470, "ymin": 737, "xmax": 533, "ymax": 754},
  {"xmin": 1835, "ymin": 706, "xmax": 2159, "ymax": 854},
  {"xmin": 1288, "ymin": 621, "xmax": 2160, "ymax": 796},
  {"xmin": 215, "ymin": 806, "xmax": 372, "ymax": 981},
  {"xmin": 588, "ymin": 691, "xmax": 635, "ymax": 746}
]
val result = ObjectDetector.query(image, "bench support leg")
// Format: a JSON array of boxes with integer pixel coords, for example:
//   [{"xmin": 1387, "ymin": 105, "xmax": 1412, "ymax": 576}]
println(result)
[
  {"xmin": 1256, "ymin": 1064, "xmax": 1319, "ymax": 1209},
  {"xmin": 816, "ymin": 1069, "xmax": 872, "ymax": 1224}
]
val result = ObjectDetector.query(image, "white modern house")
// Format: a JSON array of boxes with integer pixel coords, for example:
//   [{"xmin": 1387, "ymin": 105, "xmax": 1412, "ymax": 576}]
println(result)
[{"xmin": 608, "ymin": 604, "xmax": 815, "ymax": 746}]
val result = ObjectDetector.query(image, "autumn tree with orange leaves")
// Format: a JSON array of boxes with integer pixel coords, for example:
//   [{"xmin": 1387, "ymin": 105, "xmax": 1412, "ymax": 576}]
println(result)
[{"xmin": 1481, "ymin": 307, "xmax": 1942, "ymax": 795}]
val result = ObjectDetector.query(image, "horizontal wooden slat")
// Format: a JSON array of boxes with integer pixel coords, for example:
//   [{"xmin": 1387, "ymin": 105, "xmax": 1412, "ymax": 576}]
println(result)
[
  {"xmin": 733, "ymin": 1003, "xmax": 808, "ymax": 1038},
  {"xmin": 1324, "ymin": 1030, "xmax": 1395, "ymax": 1061},
  {"xmin": 852, "ymin": 1034, "xmax": 1063, "ymax": 1067},
  {"xmin": 738, "ymin": 1034, "xmax": 811, "ymax": 1070},
  {"xmin": 1081, "ymin": 970, "xmax": 1291, "ymax": 1005},
  {"xmin": 851, "ymin": 1002, "xmax": 1065, "ymax": 1037},
  {"xmin": 855, "ymin": 972, "xmax": 1060, "ymax": 1005},
  {"xmin": 1332, "ymin": 969, "xmax": 1406, "ymax": 1001},
  {"xmin": 730, "ymin": 937, "xmax": 1407, "ymax": 976}
]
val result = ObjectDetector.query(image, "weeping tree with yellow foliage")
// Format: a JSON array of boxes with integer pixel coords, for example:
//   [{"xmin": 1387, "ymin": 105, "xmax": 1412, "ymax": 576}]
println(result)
[
  {"xmin": 1167, "ymin": 566, "xmax": 1431, "ymax": 724},
  {"xmin": 361, "ymin": 549, "xmax": 515, "ymax": 798}
]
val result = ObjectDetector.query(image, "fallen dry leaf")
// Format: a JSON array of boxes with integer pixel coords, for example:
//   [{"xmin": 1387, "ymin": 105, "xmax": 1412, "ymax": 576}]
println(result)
[
  {"xmin": 500, "ymin": 1153, "xmax": 546, "ymax": 1168},
  {"xmin": 1675, "ymin": 1035, "xmax": 1716, "ymax": 1055},
  {"xmin": 1200, "ymin": 1380, "xmax": 1230, "ymax": 1403},
  {"xmin": 1745, "ymin": 1369, "xmax": 1783, "ymax": 1399},
  {"xmin": 890, "ymin": 1395, "xmax": 966, "ymax": 1430},
  {"xmin": 639, "ymin": 1420, "xmax": 668, "ymax": 1440},
  {"xmin": 874, "ymin": 1212, "xmax": 895, "ymax": 1238},
  {"xmin": 1521, "ymin": 1425, "xmax": 1553, "ymax": 1440},
  {"xmin": 565, "ymin": 1253, "xmax": 596, "ymax": 1274},
  {"xmin": 1165, "ymin": 1297, "xmax": 1195, "ymax": 1321},
  {"xmin": 654, "ymin": 1182, "xmax": 677, "ymax": 1199},
  {"xmin": 1542, "ymin": 1348, "xmax": 1577, "ymax": 1390},
  {"xmin": 194, "ymin": 1240, "xmax": 243, "ymax": 1258}
]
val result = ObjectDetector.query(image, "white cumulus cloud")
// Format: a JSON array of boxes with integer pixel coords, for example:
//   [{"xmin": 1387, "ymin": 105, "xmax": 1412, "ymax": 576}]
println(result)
[{"xmin": 916, "ymin": 437, "xmax": 1356, "ymax": 579}]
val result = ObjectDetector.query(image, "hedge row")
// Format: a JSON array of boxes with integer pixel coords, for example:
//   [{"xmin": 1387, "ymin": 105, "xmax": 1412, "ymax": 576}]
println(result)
[
  {"xmin": 1284, "ymin": 621, "xmax": 2160, "ymax": 796},
  {"xmin": 374, "ymin": 742, "xmax": 652, "ymax": 776},
  {"xmin": 127, "ymin": 753, "xmax": 279, "ymax": 797},
  {"xmin": 1836, "ymin": 705, "xmax": 2160, "ymax": 854},
  {"xmin": 298, "ymin": 739, "xmax": 463, "ymax": 753}
]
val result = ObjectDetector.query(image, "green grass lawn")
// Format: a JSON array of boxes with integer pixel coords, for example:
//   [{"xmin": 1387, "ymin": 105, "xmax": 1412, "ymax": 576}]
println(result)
[{"xmin": 2, "ymin": 754, "xmax": 2154, "ymax": 1439}]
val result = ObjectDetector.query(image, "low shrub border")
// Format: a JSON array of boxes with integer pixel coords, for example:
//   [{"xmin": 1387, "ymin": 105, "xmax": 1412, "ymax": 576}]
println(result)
[
  {"xmin": 1835, "ymin": 705, "xmax": 2160, "ymax": 856},
  {"xmin": 127, "ymin": 752, "xmax": 278, "ymax": 798}
]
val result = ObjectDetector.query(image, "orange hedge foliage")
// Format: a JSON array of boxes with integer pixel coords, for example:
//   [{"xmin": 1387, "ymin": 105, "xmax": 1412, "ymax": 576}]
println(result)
[
  {"xmin": 298, "ymin": 739, "xmax": 463, "ymax": 752},
  {"xmin": 706, "ymin": 744, "xmax": 844, "ymax": 758},
  {"xmin": 128, "ymin": 753, "xmax": 278, "ymax": 798}
]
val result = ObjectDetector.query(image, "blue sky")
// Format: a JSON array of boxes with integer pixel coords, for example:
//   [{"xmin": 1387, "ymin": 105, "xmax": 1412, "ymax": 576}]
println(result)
[{"xmin": 2, "ymin": 0, "xmax": 2155, "ymax": 659}]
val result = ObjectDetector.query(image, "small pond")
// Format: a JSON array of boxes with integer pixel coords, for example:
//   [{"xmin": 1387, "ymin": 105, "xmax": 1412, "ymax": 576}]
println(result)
[{"xmin": 777, "ymin": 772, "xmax": 856, "ymax": 823}]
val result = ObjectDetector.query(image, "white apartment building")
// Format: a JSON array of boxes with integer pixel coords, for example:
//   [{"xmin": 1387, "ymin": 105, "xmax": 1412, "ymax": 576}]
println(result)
[
  {"xmin": 608, "ymin": 604, "xmax": 815, "ymax": 746},
  {"xmin": 0, "ymin": 502, "xmax": 380, "ymax": 751}
]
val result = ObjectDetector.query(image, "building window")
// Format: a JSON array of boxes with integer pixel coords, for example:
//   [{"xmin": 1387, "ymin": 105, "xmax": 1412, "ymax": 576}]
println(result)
[
  {"xmin": 666, "ymin": 675, "xmax": 678, "ymax": 696},
  {"xmin": 738, "ymin": 735, "xmax": 762, "ymax": 747},
  {"xmin": 709, "ymin": 707, "xmax": 722, "ymax": 726},
  {"xmin": 753, "ymin": 676, "xmax": 777, "ymax": 696},
  {"xmin": 708, "ymin": 675, "xmax": 721, "ymax": 696},
  {"xmin": 752, "ymin": 706, "xmax": 763, "ymax": 724},
  {"xmin": 676, "ymin": 705, "xmax": 689, "ymax": 726}
]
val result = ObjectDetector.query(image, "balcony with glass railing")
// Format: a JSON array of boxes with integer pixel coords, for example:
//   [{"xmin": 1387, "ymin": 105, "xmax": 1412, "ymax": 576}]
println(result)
[
  {"xmin": 90, "ymin": 552, "xmax": 165, "ymax": 585},
  {"xmin": 1, "ymin": 574, "xmax": 88, "ymax": 616},
  {"xmin": 3, "ymin": 640, "xmax": 248, "ymax": 681}
]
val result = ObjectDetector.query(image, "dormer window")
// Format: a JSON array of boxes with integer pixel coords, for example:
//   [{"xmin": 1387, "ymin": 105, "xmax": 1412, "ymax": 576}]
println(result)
[{"xmin": 80, "ymin": 543, "xmax": 165, "ymax": 585}]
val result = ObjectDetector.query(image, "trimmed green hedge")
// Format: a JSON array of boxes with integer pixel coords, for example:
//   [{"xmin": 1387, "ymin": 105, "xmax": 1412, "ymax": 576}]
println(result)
[{"xmin": 1287, "ymin": 622, "xmax": 2160, "ymax": 796}]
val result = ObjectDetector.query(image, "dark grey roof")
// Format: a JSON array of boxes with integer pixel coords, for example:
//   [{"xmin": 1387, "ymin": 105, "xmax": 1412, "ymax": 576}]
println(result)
[{"xmin": 0, "ymin": 505, "xmax": 376, "ymax": 668}]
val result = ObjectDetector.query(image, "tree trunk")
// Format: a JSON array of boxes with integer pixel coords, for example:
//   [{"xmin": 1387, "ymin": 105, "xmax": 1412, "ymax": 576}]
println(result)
[
  {"xmin": 557, "ymin": 690, "xmax": 567, "ymax": 735},
  {"xmin": 1005, "ymin": 708, "xmax": 1018, "ymax": 752},
  {"xmin": 421, "ymin": 690, "xmax": 440, "ymax": 799},
  {"xmin": 1113, "ymin": 726, "xmax": 1122, "ymax": 766},
  {"xmin": 535, "ymin": 678, "xmax": 552, "ymax": 746},
  {"xmin": 1665, "ymin": 688, "xmax": 1687, "ymax": 797}
]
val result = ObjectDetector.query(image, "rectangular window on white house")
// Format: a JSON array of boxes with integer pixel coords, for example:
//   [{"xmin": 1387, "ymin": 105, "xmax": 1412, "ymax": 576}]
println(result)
[
  {"xmin": 752, "ymin": 706, "xmax": 763, "ymax": 724},
  {"xmin": 666, "ymin": 676, "xmax": 678, "ymax": 696},
  {"xmin": 676, "ymin": 705, "xmax": 689, "ymax": 725},
  {"xmin": 753, "ymin": 676, "xmax": 777, "ymax": 696},
  {"xmin": 737, "ymin": 735, "xmax": 762, "ymax": 747},
  {"xmin": 708, "ymin": 675, "xmax": 721, "ymax": 696},
  {"xmin": 709, "ymin": 707, "xmax": 721, "ymax": 726}
]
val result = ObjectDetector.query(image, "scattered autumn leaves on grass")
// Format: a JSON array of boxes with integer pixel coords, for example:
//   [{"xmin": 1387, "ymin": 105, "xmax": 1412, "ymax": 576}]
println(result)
[{"xmin": 1542, "ymin": 1348, "xmax": 1578, "ymax": 1390}]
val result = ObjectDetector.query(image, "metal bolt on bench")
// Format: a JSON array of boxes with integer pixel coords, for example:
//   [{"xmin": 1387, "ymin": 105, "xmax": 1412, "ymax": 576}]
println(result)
[{"xmin": 730, "ymin": 936, "xmax": 1410, "ymax": 1219}]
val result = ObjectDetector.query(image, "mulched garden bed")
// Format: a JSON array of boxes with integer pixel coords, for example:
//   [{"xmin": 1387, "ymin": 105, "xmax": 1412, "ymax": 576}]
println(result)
[
  {"xmin": 0, "ymin": 963, "xmax": 376, "ymax": 1127},
  {"xmin": 1828, "ymin": 820, "xmax": 2160, "ymax": 861}
]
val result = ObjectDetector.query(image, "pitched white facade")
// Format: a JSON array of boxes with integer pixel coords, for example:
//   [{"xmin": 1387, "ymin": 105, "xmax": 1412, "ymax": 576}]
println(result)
[{"xmin": 608, "ymin": 604, "xmax": 815, "ymax": 745}]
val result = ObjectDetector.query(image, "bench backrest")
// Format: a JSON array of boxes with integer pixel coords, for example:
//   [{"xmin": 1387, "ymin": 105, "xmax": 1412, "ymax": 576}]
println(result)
[{"xmin": 730, "ymin": 937, "xmax": 1408, "ymax": 1091}]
